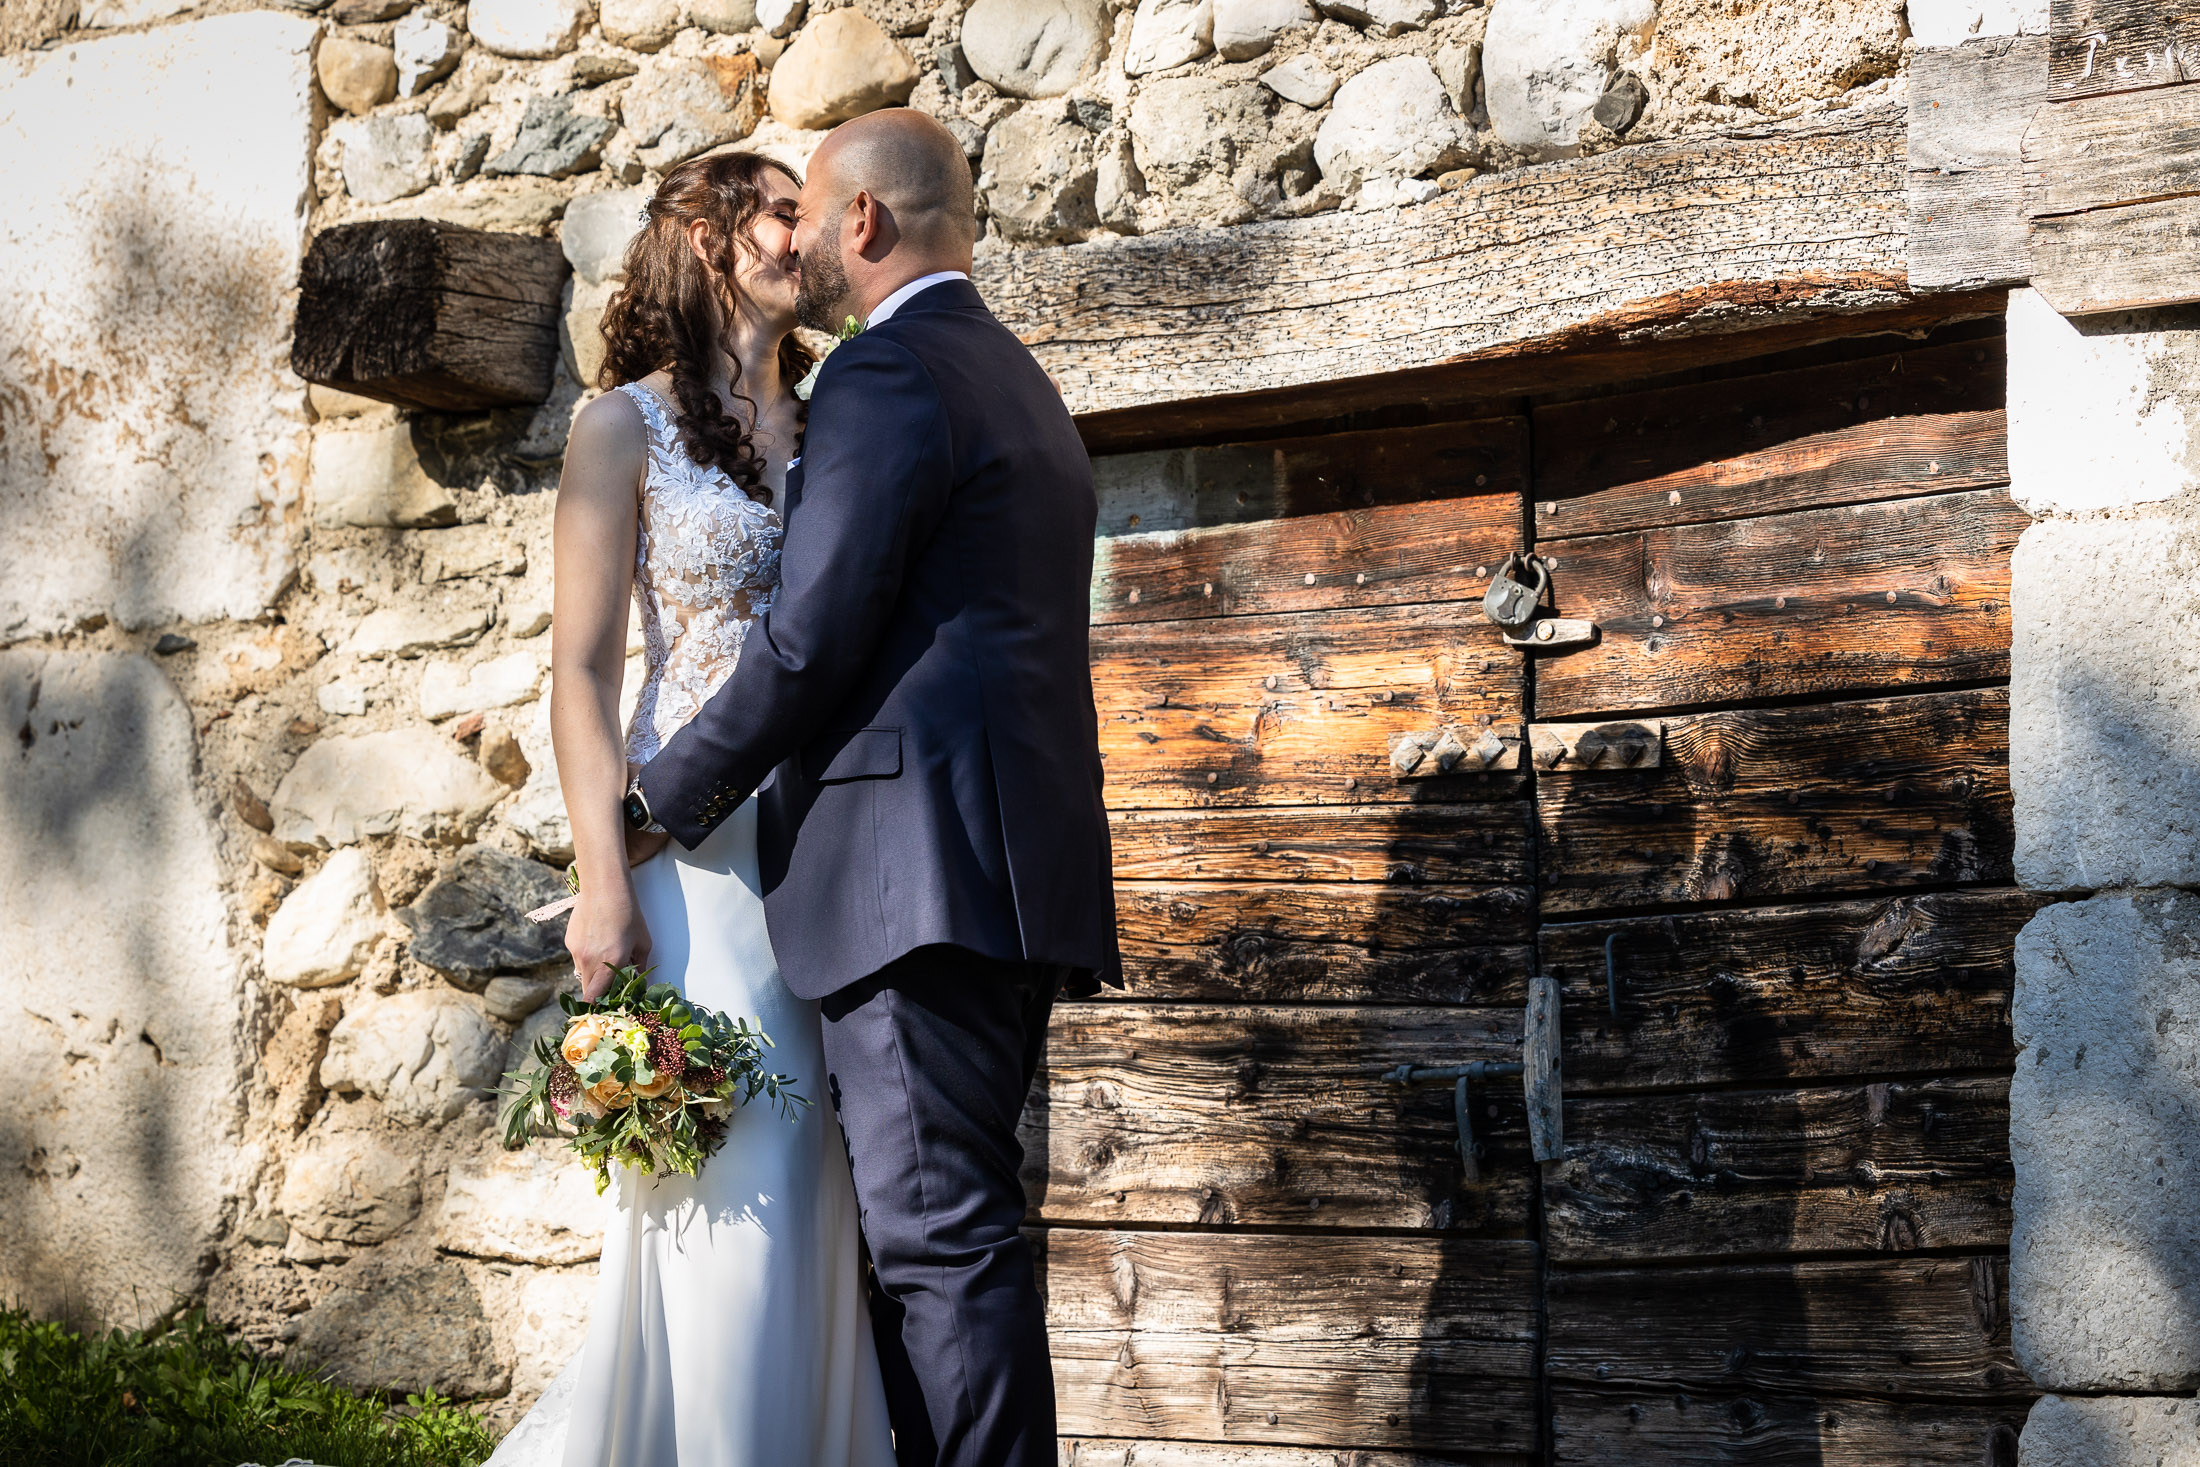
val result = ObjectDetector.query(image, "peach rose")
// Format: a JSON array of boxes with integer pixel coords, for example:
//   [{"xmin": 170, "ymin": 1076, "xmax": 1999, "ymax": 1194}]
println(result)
[
  {"xmin": 562, "ymin": 1015, "xmax": 615, "ymax": 1065},
  {"xmin": 585, "ymin": 1077, "xmax": 633, "ymax": 1111},
  {"xmin": 630, "ymin": 1071, "xmax": 677, "ymax": 1100}
]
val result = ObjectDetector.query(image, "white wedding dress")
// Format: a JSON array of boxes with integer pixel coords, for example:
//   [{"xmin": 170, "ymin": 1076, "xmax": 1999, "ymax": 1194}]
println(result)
[{"xmin": 487, "ymin": 382, "xmax": 896, "ymax": 1467}]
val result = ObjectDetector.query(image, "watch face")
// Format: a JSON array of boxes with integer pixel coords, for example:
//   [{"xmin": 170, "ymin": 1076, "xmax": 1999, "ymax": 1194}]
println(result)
[{"xmin": 623, "ymin": 792, "xmax": 649, "ymax": 829}]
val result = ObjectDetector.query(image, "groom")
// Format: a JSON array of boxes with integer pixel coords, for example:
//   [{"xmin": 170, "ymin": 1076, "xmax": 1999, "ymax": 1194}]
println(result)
[{"xmin": 626, "ymin": 109, "xmax": 1118, "ymax": 1465}]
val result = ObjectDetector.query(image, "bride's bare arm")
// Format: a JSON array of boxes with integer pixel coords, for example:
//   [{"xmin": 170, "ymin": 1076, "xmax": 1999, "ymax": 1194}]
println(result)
[{"xmin": 551, "ymin": 391, "xmax": 650, "ymax": 1000}]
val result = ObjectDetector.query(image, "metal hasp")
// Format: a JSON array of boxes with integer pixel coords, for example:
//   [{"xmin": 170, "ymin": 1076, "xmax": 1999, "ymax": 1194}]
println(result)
[
  {"xmin": 1504, "ymin": 617, "xmax": 1598, "ymax": 650},
  {"xmin": 1384, "ymin": 977, "xmax": 1564, "ymax": 1181}
]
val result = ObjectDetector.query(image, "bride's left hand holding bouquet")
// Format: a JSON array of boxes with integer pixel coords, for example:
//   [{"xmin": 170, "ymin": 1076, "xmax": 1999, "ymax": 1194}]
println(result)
[{"xmin": 499, "ymin": 950, "xmax": 808, "ymax": 1193}]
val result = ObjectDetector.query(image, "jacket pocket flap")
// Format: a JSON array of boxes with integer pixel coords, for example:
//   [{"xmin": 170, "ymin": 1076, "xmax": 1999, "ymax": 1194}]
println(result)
[{"xmin": 808, "ymin": 727, "xmax": 901, "ymax": 783}]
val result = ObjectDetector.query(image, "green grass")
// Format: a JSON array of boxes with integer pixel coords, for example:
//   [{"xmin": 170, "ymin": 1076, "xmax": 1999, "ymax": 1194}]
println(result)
[{"xmin": 0, "ymin": 1307, "xmax": 499, "ymax": 1467}]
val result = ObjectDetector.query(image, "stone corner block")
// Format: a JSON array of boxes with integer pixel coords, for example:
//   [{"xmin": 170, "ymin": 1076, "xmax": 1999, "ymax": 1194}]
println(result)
[
  {"xmin": 2008, "ymin": 286, "xmax": 2200, "ymax": 516},
  {"xmin": 2013, "ymin": 890, "xmax": 2200, "ymax": 1391},
  {"xmin": 2021, "ymin": 1394, "xmax": 2200, "ymax": 1467},
  {"xmin": 2011, "ymin": 514, "xmax": 2200, "ymax": 894}
]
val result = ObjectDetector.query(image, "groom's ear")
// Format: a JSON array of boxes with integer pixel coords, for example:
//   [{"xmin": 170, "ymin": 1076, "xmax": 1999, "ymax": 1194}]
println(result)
[{"xmin": 846, "ymin": 189, "xmax": 899, "ymax": 262}]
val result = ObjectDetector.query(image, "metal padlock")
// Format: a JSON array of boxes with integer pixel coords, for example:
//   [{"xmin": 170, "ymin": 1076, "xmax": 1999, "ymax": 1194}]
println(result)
[{"xmin": 1482, "ymin": 552, "xmax": 1548, "ymax": 634}]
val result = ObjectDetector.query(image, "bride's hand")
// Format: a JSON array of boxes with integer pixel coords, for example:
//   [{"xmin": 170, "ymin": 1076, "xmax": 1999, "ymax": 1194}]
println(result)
[{"xmin": 568, "ymin": 878, "xmax": 652, "ymax": 1001}]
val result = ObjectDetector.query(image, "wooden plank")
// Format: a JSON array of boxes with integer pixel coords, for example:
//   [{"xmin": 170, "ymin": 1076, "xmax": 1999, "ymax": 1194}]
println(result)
[
  {"xmin": 2048, "ymin": 0, "xmax": 2199, "ymax": 100},
  {"xmin": 1090, "ymin": 418, "xmax": 1527, "ymax": 538},
  {"xmin": 1547, "ymin": 1255, "xmax": 2028, "ymax": 1399},
  {"xmin": 1544, "ymin": 890, "xmax": 2036, "ymax": 1092},
  {"xmin": 1024, "ymin": 1004, "xmax": 1533, "ymax": 1230},
  {"xmin": 1908, "ymin": 37, "xmax": 2050, "ymax": 291},
  {"xmin": 2023, "ymin": 77, "xmax": 2200, "ymax": 217},
  {"xmin": 1536, "ymin": 688, "xmax": 2013, "ymax": 915},
  {"xmin": 2028, "ymin": 192, "xmax": 2200, "ymax": 312},
  {"xmin": 1091, "ymin": 605, "xmax": 1524, "ymax": 810},
  {"xmin": 1545, "ymin": 1076, "xmax": 2013, "ymax": 1263},
  {"xmin": 292, "ymin": 220, "xmax": 567, "ymax": 410},
  {"xmin": 1532, "ymin": 410, "xmax": 2007, "ymax": 543},
  {"xmin": 1109, "ymin": 803, "xmax": 1534, "ymax": 886},
  {"xmin": 1551, "ymin": 1385, "xmax": 2027, "ymax": 1466},
  {"xmin": 1114, "ymin": 882, "xmax": 1533, "ymax": 1005},
  {"xmin": 1532, "ymin": 339, "xmax": 2005, "ymax": 535},
  {"xmin": 1091, "ymin": 495, "xmax": 1520, "ymax": 626},
  {"xmin": 982, "ymin": 111, "xmax": 1912, "ymax": 422},
  {"xmin": 1044, "ymin": 1231, "xmax": 1538, "ymax": 1454},
  {"xmin": 1071, "ymin": 295, "xmax": 2007, "ymax": 459},
  {"xmin": 1534, "ymin": 489, "xmax": 2026, "ymax": 719}
]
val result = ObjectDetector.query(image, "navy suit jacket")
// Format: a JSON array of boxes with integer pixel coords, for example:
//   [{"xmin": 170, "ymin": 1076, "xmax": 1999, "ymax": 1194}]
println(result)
[{"xmin": 636, "ymin": 278, "xmax": 1120, "ymax": 1000}]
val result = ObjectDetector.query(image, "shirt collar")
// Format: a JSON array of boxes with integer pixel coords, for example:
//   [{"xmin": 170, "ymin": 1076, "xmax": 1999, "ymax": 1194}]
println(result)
[{"xmin": 865, "ymin": 271, "xmax": 970, "ymax": 329}]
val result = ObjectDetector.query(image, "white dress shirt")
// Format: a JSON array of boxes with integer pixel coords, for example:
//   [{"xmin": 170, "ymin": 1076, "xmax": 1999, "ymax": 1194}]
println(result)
[{"xmin": 865, "ymin": 270, "xmax": 970, "ymax": 328}]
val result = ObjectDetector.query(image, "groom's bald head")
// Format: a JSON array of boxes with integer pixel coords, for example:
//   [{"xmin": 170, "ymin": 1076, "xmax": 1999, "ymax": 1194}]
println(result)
[{"xmin": 806, "ymin": 109, "xmax": 977, "ymax": 258}]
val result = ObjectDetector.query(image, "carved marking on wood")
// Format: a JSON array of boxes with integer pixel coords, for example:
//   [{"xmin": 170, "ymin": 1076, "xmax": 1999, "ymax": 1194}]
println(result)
[{"xmin": 2049, "ymin": 0, "xmax": 2200, "ymax": 99}]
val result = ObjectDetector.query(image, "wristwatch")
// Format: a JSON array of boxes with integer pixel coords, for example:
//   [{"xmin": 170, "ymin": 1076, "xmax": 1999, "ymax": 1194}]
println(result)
[{"xmin": 622, "ymin": 776, "xmax": 665, "ymax": 834}]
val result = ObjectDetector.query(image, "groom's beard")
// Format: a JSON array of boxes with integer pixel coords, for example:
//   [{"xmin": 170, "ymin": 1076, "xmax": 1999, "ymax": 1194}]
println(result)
[{"xmin": 794, "ymin": 229, "xmax": 851, "ymax": 333}]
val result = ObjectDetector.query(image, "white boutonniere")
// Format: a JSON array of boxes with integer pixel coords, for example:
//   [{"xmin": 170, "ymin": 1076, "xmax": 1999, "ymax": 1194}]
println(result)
[{"xmin": 792, "ymin": 314, "xmax": 865, "ymax": 402}]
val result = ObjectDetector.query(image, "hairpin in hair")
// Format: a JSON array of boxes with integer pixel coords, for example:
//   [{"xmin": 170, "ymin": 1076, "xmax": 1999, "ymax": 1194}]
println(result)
[{"xmin": 636, "ymin": 207, "xmax": 650, "ymax": 225}]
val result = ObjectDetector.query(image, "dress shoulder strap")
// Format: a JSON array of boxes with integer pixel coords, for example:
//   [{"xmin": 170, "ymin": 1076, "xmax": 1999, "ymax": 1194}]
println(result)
[{"xmin": 617, "ymin": 381, "xmax": 677, "ymax": 443}]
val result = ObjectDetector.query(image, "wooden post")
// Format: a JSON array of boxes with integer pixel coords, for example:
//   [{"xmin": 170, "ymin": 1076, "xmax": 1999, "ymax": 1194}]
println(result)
[{"xmin": 292, "ymin": 219, "xmax": 568, "ymax": 411}]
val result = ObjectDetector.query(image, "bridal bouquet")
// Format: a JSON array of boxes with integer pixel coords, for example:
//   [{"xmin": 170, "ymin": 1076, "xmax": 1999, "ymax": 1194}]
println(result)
[{"xmin": 498, "ymin": 967, "xmax": 807, "ymax": 1193}]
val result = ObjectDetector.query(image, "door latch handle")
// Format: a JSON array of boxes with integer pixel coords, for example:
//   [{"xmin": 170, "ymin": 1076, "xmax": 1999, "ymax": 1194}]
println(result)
[{"xmin": 1384, "ymin": 978, "xmax": 1563, "ymax": 1182}]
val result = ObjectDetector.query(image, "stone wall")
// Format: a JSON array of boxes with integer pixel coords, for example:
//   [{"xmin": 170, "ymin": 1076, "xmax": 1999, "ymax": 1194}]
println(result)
[
  {"xmin": 2007, "ymin": 286, "xmax": 2200, "ymax": 1466},
  {"xmin": 0, "ymin": 0, "xmax": 1959, "ymax": 1423}
]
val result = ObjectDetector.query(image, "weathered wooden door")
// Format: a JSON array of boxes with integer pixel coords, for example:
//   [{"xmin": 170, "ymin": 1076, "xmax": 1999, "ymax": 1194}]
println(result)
[
  {"xmin": 1529, "ymin": 323, "xmax": 2038, "ymax": 1463},
  {"xmin": 1036, "ymin": 413, "xmax": 1545, "ymax": 1463},
  {"xmin": 1037, "ymin": 315, "xmax": 2035, "ymax": 1464}
]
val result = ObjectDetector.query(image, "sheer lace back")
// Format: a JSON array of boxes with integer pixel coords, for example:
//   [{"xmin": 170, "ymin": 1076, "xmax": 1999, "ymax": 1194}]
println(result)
[{"xmin": 620, "ymin": 382, "xmax": 783, "ymax": 764}]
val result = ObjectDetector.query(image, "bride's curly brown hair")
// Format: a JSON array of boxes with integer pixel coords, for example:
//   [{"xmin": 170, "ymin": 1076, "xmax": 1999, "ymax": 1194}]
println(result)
[{"xmin": 597, "ymin": 151, "xmax": 815, "ymax": 506}]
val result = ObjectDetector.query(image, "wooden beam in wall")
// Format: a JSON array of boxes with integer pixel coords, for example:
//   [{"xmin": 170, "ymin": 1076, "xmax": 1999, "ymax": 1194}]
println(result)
[
  {"xmin": 2025, "ymin": 77, "xmax": 2200, "ymax": 312},
  {"xmin": 2047, "ymin": 0, "xmax": 2200, "ymax": 100},
  {"xmin": 1908, "ymin": 36, "xmax": 2049, "ymax": 291},
  {"xmin": 977, "ymin": 111, "xmax": 1917, "ymax": 436}
]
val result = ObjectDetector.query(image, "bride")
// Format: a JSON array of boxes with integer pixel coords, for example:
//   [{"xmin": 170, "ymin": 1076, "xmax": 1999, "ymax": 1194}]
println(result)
[{"xmin": 487, "ymin": 152, "xmax": 896, "ymax": 1466}]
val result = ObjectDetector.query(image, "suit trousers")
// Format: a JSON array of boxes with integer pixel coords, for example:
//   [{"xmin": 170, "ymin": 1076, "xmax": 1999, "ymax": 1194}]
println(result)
[{"xmin": 818, "ymin": 945, "xmax": 1065, "ymax": 1467}]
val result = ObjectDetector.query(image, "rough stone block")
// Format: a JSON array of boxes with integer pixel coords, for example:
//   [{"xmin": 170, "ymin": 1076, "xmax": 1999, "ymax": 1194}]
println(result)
[
  {"xmin": 768, "ymin": 9, "xmax": 921, "ymax": 130},
  {"xmin": 2013, "ymin": 892, "xmax": 2200, "ymax": 1390},
  {"xmin": 418, "ymin": 523, "xmax": 526, "ymax": 582},
  {"xmin": 2022, "ymin": 1394, "xmax": 2200, "ymax": 1466},
  {"xmin": 1482, "ymin": 0, "xmax": 1654, "ymax": 159},
  {"xmin": 419, "ymin": 650, "xmax": 544, "ymax": 721},
  {"xmin": 2009, "ymin": 287, "xmax": 2200, "ymax": 515},
  {"xmin": 0, "ymin": 652, "xmax": 242, "ymax": 1324},
  {"xmin": 276, "ymin": 1129, "xmax": 422, "ymax": 1244},
  {"xmin": 960, "ymin": 0, "xmax": 1110, "ymax": 97},
  {"xmin": 2011, "ymin": 516, "xmax": 2200, "ymax": 893},
  {"xmin": 263, "ymin": 847, "xmax": 387, "ymax": 988},
  {"xmin": 309, "ymin": 422, "xmax": 459, "ymax": 529},
  {"xmin": 560, "ymin": 188, "xmax": 647, "ymax": 284},
  {"xmin": 0, "ymin": 14, "xmax": 315, "ymax": 637},
  {"xmin": 438, "ymin": 1138, "xmax": 608, "ymax": 1265},
  {"xmin": 1123, "ymin": 0, "xmax": 1213, "ymax": 75},
  {"xmin": 271, "ymin": 727, "xmax": 508, "ymax": 847},
  {"xmin": 1314, "ymin": 55, "xmax": 1465, "ymax": 187},
  {"xmin": 624, "ymin": 53, "xmax": 767, "ymax": 168},
  {"xmin": 346, "ymin": 596, "xmax": 493, "ymax": 659},
  {"xmin": 396, "ymin": 845, "xmax": 570, "ymax": 987},
  {"xmin": 320, "ymin": 988, "xmax": 505, "ymax": 1126},
  {"xmin": 468, "ymin": 0, "xmax": 592, "ymax": 59},
  {"xmin": 285, "ymin": 1255, "xmax": 509, "ymax": 1398}
]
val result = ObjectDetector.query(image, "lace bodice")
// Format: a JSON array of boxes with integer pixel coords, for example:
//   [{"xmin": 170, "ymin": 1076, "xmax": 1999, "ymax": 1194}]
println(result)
[{"xmin": 620, "ymin": 382, "xmax": 783, "ymax": 765}]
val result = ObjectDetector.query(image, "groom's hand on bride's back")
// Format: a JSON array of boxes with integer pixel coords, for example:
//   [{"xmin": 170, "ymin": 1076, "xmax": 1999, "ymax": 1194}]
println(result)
[{"xmin": 567, "ymin": 879, "xmax": 653, "ymax": 1001}]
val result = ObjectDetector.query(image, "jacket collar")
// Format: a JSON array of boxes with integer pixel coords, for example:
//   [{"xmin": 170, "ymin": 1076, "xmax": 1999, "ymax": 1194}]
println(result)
[{"xmin": 871, "ymin": 275, "xmax": 985, "ymax": 322}]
